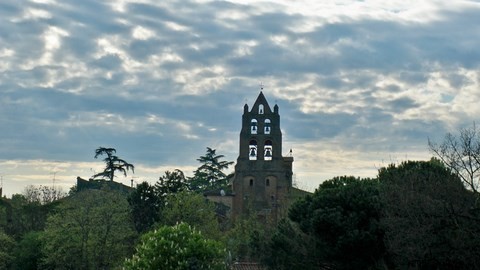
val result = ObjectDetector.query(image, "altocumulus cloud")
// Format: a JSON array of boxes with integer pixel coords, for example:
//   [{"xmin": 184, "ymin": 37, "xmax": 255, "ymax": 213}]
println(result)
[{"xmin": 1, "ymin": 0, "xmax": 480, "ymax": 195}]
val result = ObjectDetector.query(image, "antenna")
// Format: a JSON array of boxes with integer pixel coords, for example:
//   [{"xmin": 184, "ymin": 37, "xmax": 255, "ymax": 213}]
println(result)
[
  {"xmin": 90, "ymin": 168, "xmax": 96, "ymax": 180},
  {"xmin": 51, "ymin": 171, "xmax": 57, "ymax": 187}
]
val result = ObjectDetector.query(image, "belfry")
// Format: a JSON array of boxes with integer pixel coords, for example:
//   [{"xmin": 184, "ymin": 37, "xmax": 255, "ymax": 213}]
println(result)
[{"xmin": 229, "ymin": 91, "xmax": 306, "ymax": 223}]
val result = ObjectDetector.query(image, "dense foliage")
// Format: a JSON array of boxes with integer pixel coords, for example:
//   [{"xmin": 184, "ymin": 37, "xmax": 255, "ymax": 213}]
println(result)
[
  {"xmin": 0, "ymin": 229, "xmax": 15, "ymax": 270},
  {"xmin": 379, "ymin": 159, "xmax": 480, "ymax": 269},
  {"xmin": 41, "ymin": 189, "xmax": 136, "ymax": 269},
  {"xmin": 1, "ymin": 144, "xmax": 480, "ymax": 270},
  {"xmin": 189, "ymin": 147, "xmax": 234, "ymax": 192},
  {"xmin": 289, "ymin": 176, "xmax": 385, "ymax": 269},
  {"xmin": 124, "ymin": 222, "xmax": 226, "ymax": 270}
]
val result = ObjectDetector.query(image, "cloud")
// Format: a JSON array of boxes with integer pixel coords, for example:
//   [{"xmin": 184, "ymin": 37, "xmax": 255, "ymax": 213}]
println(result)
[{"xmin": 1, "ymin": 0, "xmax": 480, "ymax": 194}]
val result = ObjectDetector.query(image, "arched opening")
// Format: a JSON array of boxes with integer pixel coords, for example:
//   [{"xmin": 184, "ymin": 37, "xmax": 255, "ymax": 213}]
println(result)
[
  {"xmin": 249, "ymin": 140, "xmax": 257, "ymax": 160},
  {"xmin": 264, "ymin": 119, "xmax": 271, "ymax": 134},
  {"xmin": 264, "ymin": 140, "xmax": 273, "ymax": 161},
  {"xmin": 250, "ymin": 119, "xmax": 257, "ymax": 134},
  {"xmin": 265, "ymin": 178, "xmax": 270, "ymax": 186},
  {"xmin": 249, "ymin": 179, "xmax": 254, "ymax": 186},
  {"xmin": 259, "ymin": 104, "xmax": 264, "ymax": 114}
]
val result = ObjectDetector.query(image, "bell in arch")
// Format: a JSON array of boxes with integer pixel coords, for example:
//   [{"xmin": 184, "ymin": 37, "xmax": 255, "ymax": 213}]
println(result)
[
  {"xmin": 265, "ymin": 149, "xmax": 272, "ymax": 157},
  {"xmin": 250, "ymin": 148, "xmax": 256, "ymax": 157}
]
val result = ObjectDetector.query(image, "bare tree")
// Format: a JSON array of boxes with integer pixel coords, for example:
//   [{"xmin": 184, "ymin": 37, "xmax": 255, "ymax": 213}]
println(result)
[
  {"xmin": 22, "ymin": 185, "xmax": 66, "ymax": 204},
  {"xmin": 428, "ymin": 123, "xmax": 480, "ymax": 194}
]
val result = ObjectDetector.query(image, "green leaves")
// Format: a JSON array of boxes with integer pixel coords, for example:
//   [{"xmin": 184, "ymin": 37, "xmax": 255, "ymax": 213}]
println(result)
[
  {"xmin": 124, "ymin": 222, "xmax": 226, "ymax": 270},
  {"xmin": 289, "ymin": 176, "xmax": 385, "ymax": 270},
  {"xmin": 0, "ymin": 229, "xmax": 15, "ymax": 270},
  {"xmin": 42, "ymin": 189, "xmax": 136, "ymax": 269},
  {"xmin": 379, "ymin": 160, "xmax": 480, "ymax": 269},
  {"xmin": 189, "ymin": 147, "xmax": 234, "ymax": 192}
]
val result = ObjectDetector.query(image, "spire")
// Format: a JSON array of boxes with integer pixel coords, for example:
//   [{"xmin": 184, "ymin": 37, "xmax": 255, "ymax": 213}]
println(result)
[{"xmin": 251, "ymin": 91, "xmax": 272, "ymax": 114}]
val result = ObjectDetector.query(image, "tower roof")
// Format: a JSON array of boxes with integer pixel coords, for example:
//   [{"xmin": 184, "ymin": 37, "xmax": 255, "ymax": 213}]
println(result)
[{"xmin": 251, "ymin": 91, "xmax": 272, "ymax": 114}]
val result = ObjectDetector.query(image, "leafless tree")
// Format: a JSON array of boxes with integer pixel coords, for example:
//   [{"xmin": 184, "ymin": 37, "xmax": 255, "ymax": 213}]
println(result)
[
  {"xmin": 428, "ymin": 123, "xmax": 480, "ymax": 194},
  {"xmin": 23, "ymin": 185, "xmax": 66, "ymax": 204}
]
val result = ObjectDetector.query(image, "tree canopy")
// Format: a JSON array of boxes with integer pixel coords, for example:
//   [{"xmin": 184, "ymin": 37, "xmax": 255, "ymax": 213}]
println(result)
[
  {"xmin": 379, "ymin": 159, "xmax": 480, "ymax": 269},
  {"xmin": 189, "ymin": 147, "xmax": 234, "ymax": 192},
  {"xmin": 289, "ymin": 176, "xmax": 385, "ymax": 270},
  {"xmin": 93, "ymin": 147, "xmax": 135, "ymax": 181},
  {"xmin": 124, "ymin": 222, "xmax": 226, "ymax": 270},
  {"xmin": 42, "ymin": 189, "xmax": 136, "ymax": 269}
]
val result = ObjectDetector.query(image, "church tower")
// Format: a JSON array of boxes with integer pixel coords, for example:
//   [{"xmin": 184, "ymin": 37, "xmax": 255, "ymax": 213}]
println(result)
[{"xmin": 231, "ymin": 91, "xmax": 294, "ymax": 222}]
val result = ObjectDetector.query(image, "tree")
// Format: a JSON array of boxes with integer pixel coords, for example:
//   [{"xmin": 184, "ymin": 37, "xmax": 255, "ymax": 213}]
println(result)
[
  {"xmin": 13, "ymin": 231, "xmax": 43, "ymax": 270},
  {"xmin": 379, "ymin": 159, "xmax": 480, "ymax": 269},
  {"xmin": 124, "ymin": 222, "xmax": 226, "ymax": 270},
  {"xmin": 0, "ymin": 229, "xmax": 15, "ymax": 270},
  {"xmin": 189, "ymin": 147, "xmax": 234, "ymax": 192},
  {"xmin": 93, "ymin": 147, "xmax": 135, "ymax": 181},
  {"xmin": 22, "ymin": 185, "xmax": 66, "ymax": 205},
  {"xmin": 289, "ymin": 176, "xmax": 386, "ymax": 270},
  {"xmin": 41, "ymin": 189, "xmax": 136, "ymax": 269},
  {"xmin": 128, "ymin": 170, "xmax": 190, "ymax": 233},
  {"xmin": 261, "ymin": 219, "xmax": 318, "ymax": 270},
  {"xmin": 223, "ymin": 202, "xmax": 272, "ymax": 262},
  {"xmin": 155, "ymin": 169, "xmax": 189, "ymax": 196},
  {"xmin": 429, "ymin": 123, "xmax": 480, "ymax": 194},
  {"xmin": 159, "ymin": 190, "xmax": 221, "ymax": 240},
  {"xmin": 128, "ymin": 181, "xmax": 161, "ymax": 233},
  {"xmin": 4, "ymin": 194, "xmax": 59, "ymax": 239}
]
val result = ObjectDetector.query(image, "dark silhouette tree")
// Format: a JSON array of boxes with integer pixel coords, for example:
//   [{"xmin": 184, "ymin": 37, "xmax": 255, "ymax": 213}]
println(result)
[
  {"xmin": 379, "ymin": 159, "xmax": 480, "ymax": 269},
  {"xmin": 289, "ymin": 176, "xmax": 386, "ymax": 270},
  {"xmin": 189, "ymin": 147, "xmax": 233, "ymax": 191},
  {"xmin": 93, "ymin": 147, "xmax": 134, "ymax": 181},
  {"xmin": 128, "ymin": 181, "xmax": 160, "ymax": 233},
  {"xmin": 155, "ymin": 169, "xmax": 189, "ymax": 196}
]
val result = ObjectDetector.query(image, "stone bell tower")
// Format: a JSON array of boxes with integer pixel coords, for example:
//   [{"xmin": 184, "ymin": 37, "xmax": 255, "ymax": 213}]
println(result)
[{"xmin": 231, "ymin": 91, "xmax": 294, "ymax": 222}]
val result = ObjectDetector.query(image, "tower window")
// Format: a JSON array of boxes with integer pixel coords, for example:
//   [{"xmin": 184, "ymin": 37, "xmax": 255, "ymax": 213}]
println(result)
[
  {"xmin": 249, "ymin": 179, "xmax": 254, "ymax": 186},
  {"xmin": 259, "ymin": 104, "xmax": 264, "ymax": 114},
  {"xmin": 266, "ymin": 178, "xmax": 270, "ymax": 186},
  {"xmin": 249, "ymin": 140, "xmax": 257, "ymax": 160},
  {"xmin": 250, "ymin": 119, "xmax": 257, "ymax": 134},
  {"xmin": 264, "ymin": 140, "xmax": 272, "ymax": 161},
  {"xmin": 264, "ymin": 119, "xmax": 271, "ymax": 134}
]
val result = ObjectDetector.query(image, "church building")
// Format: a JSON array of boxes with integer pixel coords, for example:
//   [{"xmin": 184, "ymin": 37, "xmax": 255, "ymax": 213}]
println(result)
[{"xmin": 208, "ymin": 91, "xmax": 309, "ymax": 223}]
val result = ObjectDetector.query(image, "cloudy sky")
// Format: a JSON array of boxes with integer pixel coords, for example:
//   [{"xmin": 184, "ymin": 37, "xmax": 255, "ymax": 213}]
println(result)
[{"xmin": 1, "ymin": 0, "xmax": 479, "ymax": 196}]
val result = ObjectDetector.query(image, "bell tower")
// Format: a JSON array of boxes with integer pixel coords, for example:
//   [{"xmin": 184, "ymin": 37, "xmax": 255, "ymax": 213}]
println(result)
[{"xmin": 231, "ymin": 91, "xmax": 294, "ymax": 222}]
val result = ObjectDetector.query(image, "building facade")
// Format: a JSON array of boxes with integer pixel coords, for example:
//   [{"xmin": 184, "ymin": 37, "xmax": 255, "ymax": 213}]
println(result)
[{"xmin": 229, "ymin": 92, "xmax": 307, "ymax": 223}]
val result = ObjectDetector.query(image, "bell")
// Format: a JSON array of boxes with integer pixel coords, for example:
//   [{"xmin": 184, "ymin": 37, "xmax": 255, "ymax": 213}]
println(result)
[
  {"xmin": 252, "ymin": 126, "xmax": 257, "ymax": 131},
  {"xmin": 265, "ymin": 149, "xmax": 272, "ymax": 157},
  {"xmin": 250, "ymin": 148, "xmax": 256, "ymax": 156}
]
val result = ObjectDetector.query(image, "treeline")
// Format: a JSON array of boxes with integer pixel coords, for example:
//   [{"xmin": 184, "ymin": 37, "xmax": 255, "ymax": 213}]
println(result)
[
  {"xmin": 1, "ymin": 126, "xmax": 480, "ymax": 269},
  {"xmin": 264, "ymin": 159, "xmax": 480, "ymax": 269},
  {"xmin": 0, "ymin": 147, "xmax": 236, "ymax": 269}
]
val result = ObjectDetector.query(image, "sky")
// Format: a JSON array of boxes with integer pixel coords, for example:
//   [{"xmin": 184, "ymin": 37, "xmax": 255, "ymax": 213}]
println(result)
[{"xmin": 1, "ymin": 0, "xmax": 480, "ymax": 196}]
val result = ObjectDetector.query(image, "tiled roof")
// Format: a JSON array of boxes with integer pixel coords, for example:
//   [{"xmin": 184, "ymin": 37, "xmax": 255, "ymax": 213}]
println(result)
[{"xmin": 231, "ymin": 262, "xmax": 266, "ymax": 270}]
